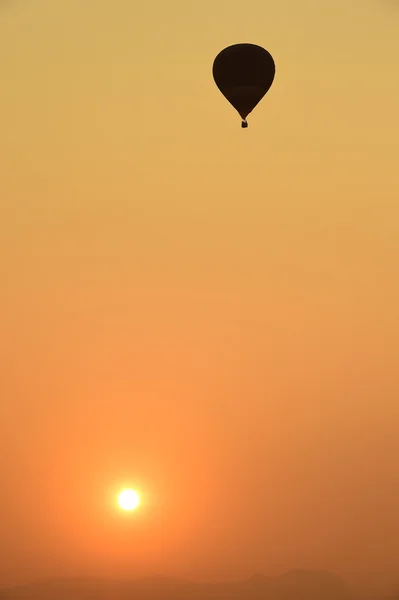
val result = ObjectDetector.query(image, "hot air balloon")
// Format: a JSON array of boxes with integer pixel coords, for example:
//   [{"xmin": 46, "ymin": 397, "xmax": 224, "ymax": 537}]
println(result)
[{"xmin": 213, "ymin": 43, "xmax": 275, "ymax": 128}]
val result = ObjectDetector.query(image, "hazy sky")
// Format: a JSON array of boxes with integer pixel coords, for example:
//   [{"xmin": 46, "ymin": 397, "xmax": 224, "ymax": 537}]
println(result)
[{"xmin": 1, "ymin": 0, "xmax": 399, "ymax": 591}]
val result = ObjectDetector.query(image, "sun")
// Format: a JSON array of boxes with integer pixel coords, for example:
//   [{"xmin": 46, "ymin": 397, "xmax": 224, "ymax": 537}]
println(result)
[{"xmin": 117, "ymin": 489, "xmax": 140, "ymax": 511}]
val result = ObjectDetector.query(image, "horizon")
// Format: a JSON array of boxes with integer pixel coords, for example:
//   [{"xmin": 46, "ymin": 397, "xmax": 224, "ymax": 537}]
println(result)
[
  {"xmin": 0, "ymin": 566, "xmax": 397, "ymax": 595},
  {"xmin": 0, "ymin": 568, "xmax": 380, "ymax": 590},
  {"xmin": 1, "ymin": 569, "xmax": 397, "ymax": 599}
]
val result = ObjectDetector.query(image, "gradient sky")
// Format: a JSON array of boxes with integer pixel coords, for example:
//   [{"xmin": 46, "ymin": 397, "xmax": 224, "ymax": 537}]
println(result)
[{"xmin": 1, "ymin": 0, "xmax": 399, "ymax": 592}]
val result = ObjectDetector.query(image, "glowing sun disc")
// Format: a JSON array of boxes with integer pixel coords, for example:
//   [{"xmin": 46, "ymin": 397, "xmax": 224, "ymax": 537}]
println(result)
[{"xmin": 118, "ymin": 489, "xmax": 140, "ymax": 511}]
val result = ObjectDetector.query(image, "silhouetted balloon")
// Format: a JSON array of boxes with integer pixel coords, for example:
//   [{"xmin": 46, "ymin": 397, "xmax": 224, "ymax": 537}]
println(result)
[{"xmin": 213, "ymin": 43, "xmax": 275, "ymax": 128}]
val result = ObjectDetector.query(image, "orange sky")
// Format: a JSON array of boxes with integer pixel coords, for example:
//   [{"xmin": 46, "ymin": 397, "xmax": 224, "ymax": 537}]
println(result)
[{"xmin": 1, "ymin": 0, "xmax": 399, "ymax": 592}]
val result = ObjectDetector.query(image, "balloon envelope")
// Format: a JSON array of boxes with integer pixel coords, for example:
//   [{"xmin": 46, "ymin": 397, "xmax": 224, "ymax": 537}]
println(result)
[{"xmin": 213, "ymin": 43, "xmax": 275, "ymax": 124}]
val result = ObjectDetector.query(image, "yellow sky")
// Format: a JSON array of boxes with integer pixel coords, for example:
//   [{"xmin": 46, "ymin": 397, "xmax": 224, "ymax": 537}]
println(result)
[{"xmin": 1, "ymin": 0, "xmax": 399, "ymax": 591}]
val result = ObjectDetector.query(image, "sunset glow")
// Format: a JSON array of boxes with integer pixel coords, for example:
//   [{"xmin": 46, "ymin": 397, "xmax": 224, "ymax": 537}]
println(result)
[
  {"xmin": 117, "ymin": 489, "xmax": 140, "ymax": 511},
  {"xmin": 1, "ymin": 0, "xmax": 399, "ymax": 592}
]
